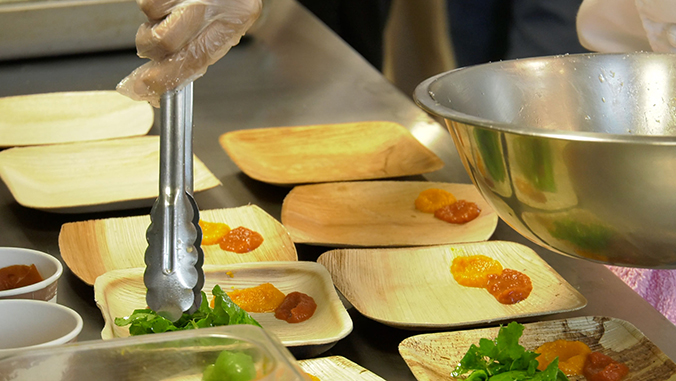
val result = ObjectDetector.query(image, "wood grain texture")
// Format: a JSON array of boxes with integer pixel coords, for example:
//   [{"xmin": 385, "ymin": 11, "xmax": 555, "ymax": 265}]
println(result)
[
  {"xmin": 94, "ymin": 262, "xmax": 353, "ymax": 351},
  {"xmin": 399, "ymin": 316, "xmax": 676, "ymax": 381},
  {"xmin": 59, "ymin": 205, "xmax": 298, "ymax": 285},
  {"xmin": 317, "ymin": 241, "xmax": 586, "ymax": 329},
  {"xmin": 0, "ymin": 135, "xmax": 220, "ymax": 212},
  {"xmin": 298, "ymin": 356, "xmax": 386, "ymax": 381},
  {"xmin": 219, "ymin": 121, "xmax": 444, "ymax": 185},
  {"xmin": 0, "ymin": 91, "xmax": 153, "ymax": 147},
  {"xmin": 282, "ymin": 181, "xmax": 498, "ymax": 246}
]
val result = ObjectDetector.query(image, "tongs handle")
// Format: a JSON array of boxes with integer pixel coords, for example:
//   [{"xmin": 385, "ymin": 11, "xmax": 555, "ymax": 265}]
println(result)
[{"xmin": 144, "ymin": 83, "xmax": 204, "ymax": 321}]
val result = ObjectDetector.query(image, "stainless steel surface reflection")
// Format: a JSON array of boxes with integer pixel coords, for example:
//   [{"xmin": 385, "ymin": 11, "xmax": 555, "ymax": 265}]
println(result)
[{"xmin": 415, "ymin": 53, "xmax": 676, "ymax": 268}]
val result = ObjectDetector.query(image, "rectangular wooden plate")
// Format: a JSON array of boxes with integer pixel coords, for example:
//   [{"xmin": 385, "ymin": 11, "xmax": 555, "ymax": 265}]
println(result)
[
  {"xmin": 282, "ymin": 181, "xmax": 498, "ymax": 247},
  {"xmin": 219, "ymin": 121, "xmax": 444, "ymax": 185},
  {"xmin": 59, "ymin": 205, "xmax": 298, "ymax": 285},
  {"xmin": 0, "ymin": 91, "xmax": 153, "ymax": 147},
  {"xmin": 399, "ymin": 316, "xmax": 676, "ymax": 381},
  {"xmin": 0, "ymin": 135, "xmax": 220, "ymax": 213},
  {"xmin": 317, "ymin": 241, "xmax": 586, "ymax": 329},
  {"xmin": 95, "ymin": 262, "xmax": 353, "ymax": 358},
  {"xmin": 298, "ymin": 356, "xmax": 386, "ymax": 381}
]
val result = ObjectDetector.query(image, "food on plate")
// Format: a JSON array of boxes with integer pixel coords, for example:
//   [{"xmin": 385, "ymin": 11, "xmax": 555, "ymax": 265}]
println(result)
[
  {"xmin": 414, "ymin": 188, "xmax": 481, "ymax": 224},
  {"xmin": 225, "ymin": 283, "xmax": 286, "ymax": 313},
  {"xmin": 0, "ymin": 264, "xmax": 43, "ymax": 291},
  {"xmin": 450, "ymin": 255, "xmax": 503, "ymax": 288},
  {"xmin": 199, "ymin": 220, "xmax": 231, "ymax": 245},
  {"xmin": 486, "ymin": 269, "xmax": 533, "ymax": 305},
  {"xmin": 434, "ymin": 200, "xmax": 481, "ymax": 224},
  {"xmin": 211, "ymin": 280, "xmax": 318, "ymax": 323},
  {"xmin": 198, "ymin": 220, "xmax": 264, "ymax": 253},
  {"xmin": 451, "ymin": 254, "xmax": 532, "ymax": 304},
  {"xmin": 535, "ymin": 339, "xmax": 592, "ymax": 376},
  {"xmin": 451, "ymin": 321, "xmax": 568, "ymax": 381},
  {"xmin": 453, "ymin": 322, "xmax": 630, "ymax": 381},
  {"xmin": 114, "ymin": 285, "xmax": 260, "ymax": 335},
  {"xmin": 583, "ymin": 351, "xmax": 629, "ymax": 381},
  {"xmin": 415, "ymin": 188, "xmax": 457, "ymax": 213},
  {"xmin": 274, "ymin": 292, "xmax": 317, "ymax": 324},
  {"xmin": 304, "ymin": 373, "xmax": 320, "ymax": 381},
  {"xmin": 202, "ymin": 350, "xmax": 257, "ymax": 381},
  {"xmin": 219, "ymin": 226, "xmax": 264, "ymax": 253}
]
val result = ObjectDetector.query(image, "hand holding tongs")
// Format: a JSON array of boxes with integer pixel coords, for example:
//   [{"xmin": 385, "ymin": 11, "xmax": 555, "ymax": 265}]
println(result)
[{"xmin": 143, "ymin": 82, "xmax": 205, "ymax": 321}]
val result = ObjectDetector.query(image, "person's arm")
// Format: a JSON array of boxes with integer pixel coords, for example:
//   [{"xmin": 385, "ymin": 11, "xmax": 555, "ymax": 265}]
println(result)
[
  {"xmin": 118, "ymin": 0, "xmax": 262, "ymax": 107},
  {"xmin": 577, "ymin": 0, "xmax": 676, "ymax": 53}
]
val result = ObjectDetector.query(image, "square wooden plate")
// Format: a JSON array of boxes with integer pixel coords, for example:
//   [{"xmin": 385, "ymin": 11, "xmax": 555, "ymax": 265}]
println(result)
[
  {"xmin": 0, "ymin": 135, "xmax": 220, "ymax": 213},
  {"xmin": 399, "ymin": 316, "xmax": 676, "ymax": 381},
  {"xmin": 59, "ymin": 205, "xmax": 298, "ymax": 285},
  {"xmin": 317, "ymin": 241, "xmax": 587, "ymax": 329},
  {"xmin": 95, "ymin": 262, "xmax": 353, "ymax": 358},
  {"xmin": 0, "ymin": 91, "xmax": 153, "ymax": 147},
  {"xmin": 282, "ymin": 181, "xmax": 498, "ymax": 247},
  {"xmin": 298, "ymin": 356, "xmax": 386, "ymax": 381},
  {"xmin": 219, "ymin": 121, "xmax": 444, "ymax": 185}
]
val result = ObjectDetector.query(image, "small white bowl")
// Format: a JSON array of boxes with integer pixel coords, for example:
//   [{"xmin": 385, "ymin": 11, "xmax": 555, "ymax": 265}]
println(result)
[
  {"xmin": 0, "ymin": 247, "xmax": 63, "ymax": 302},
  {"xmin": 0, "ymin": 299, "xmax": 83, "ymax": 357}
]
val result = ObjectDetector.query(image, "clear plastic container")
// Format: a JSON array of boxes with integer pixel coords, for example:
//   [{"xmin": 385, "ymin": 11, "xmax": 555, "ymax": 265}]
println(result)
[{"xmin": 0, "ymin": 325, "xmax": 311, "ymax": 381}]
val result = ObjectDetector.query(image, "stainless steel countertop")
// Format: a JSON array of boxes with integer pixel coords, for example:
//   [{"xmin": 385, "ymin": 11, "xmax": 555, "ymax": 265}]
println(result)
[{"xmin": 0, "ymin": 0, "xmax": 675, "ymax": 379}]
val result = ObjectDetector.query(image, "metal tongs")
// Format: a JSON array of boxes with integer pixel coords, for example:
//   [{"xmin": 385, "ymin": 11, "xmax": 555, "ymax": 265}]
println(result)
[{"xmin": 144, "ymin": 83, "xmax": 205, "ymax": 321}]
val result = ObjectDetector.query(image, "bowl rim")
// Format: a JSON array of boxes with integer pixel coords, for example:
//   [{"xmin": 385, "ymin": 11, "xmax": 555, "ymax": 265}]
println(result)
[
  {"xmin": 0, "ymin": 247, "xmax": 64, "ymax": 297},
  {"xmin": 414, "ymin": 52, "xmax": 676, "ymax": 145},
  {"xmin": 0, "ymin": 299, "xmax": 83, "ymax": 354}
]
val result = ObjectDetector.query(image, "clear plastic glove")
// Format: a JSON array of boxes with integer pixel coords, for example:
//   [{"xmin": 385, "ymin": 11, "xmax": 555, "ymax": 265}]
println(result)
[
  {"xmin": 117, "ymin": 0, "xmax": 262, "ymax": 107},
  {"xmin": 577, "ymin": 0, "xmax": 676, "ymax": 53}
]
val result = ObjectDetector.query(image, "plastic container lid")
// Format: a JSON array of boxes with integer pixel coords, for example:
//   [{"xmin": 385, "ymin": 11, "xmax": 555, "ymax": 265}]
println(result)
[{"xmin": 0, "ymin": 325, "xmax": 310, "ymax": 381}]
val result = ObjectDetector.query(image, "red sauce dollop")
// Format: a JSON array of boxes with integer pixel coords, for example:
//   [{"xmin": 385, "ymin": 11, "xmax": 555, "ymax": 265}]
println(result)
[
  {"xmin": 434, "ymin": 200, "xmax": 481, "ymax": 224},
  {"xmin": 486, "ymin": 268, "xmax": 533, "ymax": 304},
  {"xmin": 274, "ymin": 292, "xmax": 317, "ymax": 323},
  {"xmin": 0, "ymin": 264, "xmax": 44, "ymax": 291},
  {"xmin": 219, "ymin": 226, "xmax": 264, "ymax": 253},
  {"xmin": 583, "ymin": 351, "xmax": 630, "ymax": 381}
]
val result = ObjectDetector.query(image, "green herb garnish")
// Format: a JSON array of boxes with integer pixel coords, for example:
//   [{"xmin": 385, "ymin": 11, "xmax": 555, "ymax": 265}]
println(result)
[
  {"xmin": 451, "ymin": 322, "xmax": 568, "ymax": 381},
  {"xmin": 114, "ymin": 285, "xmax": 261, "ymax": 335}
]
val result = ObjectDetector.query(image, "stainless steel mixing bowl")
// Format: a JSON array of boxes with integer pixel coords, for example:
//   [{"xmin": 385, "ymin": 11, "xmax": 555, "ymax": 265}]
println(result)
[{"xmin": 415, "ymin": 52, "xmax": 676, "ymax": 268}]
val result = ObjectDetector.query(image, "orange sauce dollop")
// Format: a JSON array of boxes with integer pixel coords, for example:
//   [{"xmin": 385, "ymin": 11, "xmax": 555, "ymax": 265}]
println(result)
[
  {"xmin": 219, "ymin": 227, "xmax": 264, "ymax": 253},
  {"xmin": 199, "ymin": 220, "xmax": 231, "ymax": 245},
  {"xmin": 415, "ymin": 189, "xmax": 457, "ymax": 213},
  {"xmin": 434, "ymin": 200, "xmax": 481, "ymax": 224},
  {"xmin": 0, "ymin": 264, "xmax": 43, "ymax": 292},
  {"xmin": 274, "ymin": 292, "xmax": 317, "ymax": 323},
  {"xmin": 223, "ymin": 283, "xmax": 286, "ymax": 313},
  {"xmin": 486, "ymin": 268, "xmax": 533, "ymax": 304},
  {"xmin": 535, "ymin": 339, "xmax": 592, "ymax": 376},
  {"xmin": 583, "ymin": 351, "xmax": 630, "ymax": 381},
  {"xmin": 451, "ymin": 255, "xmax": 503, "ymax": 288}
]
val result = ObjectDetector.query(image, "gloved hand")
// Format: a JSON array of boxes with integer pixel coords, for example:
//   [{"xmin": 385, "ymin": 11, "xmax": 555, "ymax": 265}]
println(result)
[
  {"xmin": 577, "ymin": 0, "xmax": 676, "ymax": 53},
  {"xmin": 117, "ymin": 0, "xmax": 262, "ymax": 107}
]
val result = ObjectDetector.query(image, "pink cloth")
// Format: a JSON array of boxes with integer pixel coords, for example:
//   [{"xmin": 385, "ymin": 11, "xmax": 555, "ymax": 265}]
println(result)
[{"xmin": 607, "ymin": 266, "xmax": 676, "ymax": 324}]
